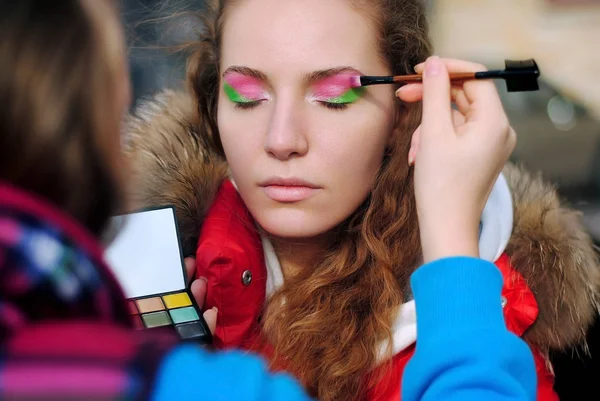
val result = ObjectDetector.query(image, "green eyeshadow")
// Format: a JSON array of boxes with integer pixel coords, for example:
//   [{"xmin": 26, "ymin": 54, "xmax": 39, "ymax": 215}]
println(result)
[
  {"xmin": 224, "ymin": 82, "xmax": 253, "ymax": 103},
  {"xmin": 327, "ymin": 87, "xmax": 365, "ymax": 104}
]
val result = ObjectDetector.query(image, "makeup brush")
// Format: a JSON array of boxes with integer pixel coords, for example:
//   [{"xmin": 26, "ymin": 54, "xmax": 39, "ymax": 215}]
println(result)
[{"xmin": 351, "ymin": 59, "xmax": 541, "ymax": 93}]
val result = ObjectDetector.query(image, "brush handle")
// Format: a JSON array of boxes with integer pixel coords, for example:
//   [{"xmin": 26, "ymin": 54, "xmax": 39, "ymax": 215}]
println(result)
[
  {"xmin": 360, "ymin": 70, "xmax": 505, "ymax": 86},
  {"xmin": 392, "ymin": 72, "xmax": 477, "ymax": 83}
]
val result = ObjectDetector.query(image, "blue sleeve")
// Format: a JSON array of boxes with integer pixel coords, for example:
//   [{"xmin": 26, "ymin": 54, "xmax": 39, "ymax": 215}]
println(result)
[
  {"xmin": 151, "ymin": 344, "xmax": 314, "ymax": 401},
  {"xmin": 402, "ymin": 256, "xmax": 537, "ymax": 401}
]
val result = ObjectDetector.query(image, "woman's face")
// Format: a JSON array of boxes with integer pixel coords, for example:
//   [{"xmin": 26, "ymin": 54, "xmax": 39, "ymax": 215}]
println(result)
[{"xmin": 218, "ymin": 0, "xmax": 398, "ymax": 239}]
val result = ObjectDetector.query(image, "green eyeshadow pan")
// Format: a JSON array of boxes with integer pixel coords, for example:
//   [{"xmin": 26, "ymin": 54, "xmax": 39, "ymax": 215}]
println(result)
[
  {"xmin": 169, "ymin": 306, "xmax": 200, "ymax": 324},
  {"xmin": 142, "ymin": 311, "xmax": 172, "ymax": 328}
]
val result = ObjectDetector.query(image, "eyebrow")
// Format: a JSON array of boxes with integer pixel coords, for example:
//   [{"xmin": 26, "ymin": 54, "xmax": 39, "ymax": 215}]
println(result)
[
  {"xmin": 222, "ymin": 66, "xmax": 267, "ymax": 81},
  {"xmin": 304, "ymin": 66, "xmax": 363, "ymax": 82},
  {"xmin": 222, "ymin": 66, "xmax": 363, "ymax": 84}
]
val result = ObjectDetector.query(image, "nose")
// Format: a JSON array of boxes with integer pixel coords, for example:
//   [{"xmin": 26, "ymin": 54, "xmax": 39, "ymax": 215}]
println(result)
[{"xmin": 264, "ymin": 99, "xmax": 308, "ymax": 161}]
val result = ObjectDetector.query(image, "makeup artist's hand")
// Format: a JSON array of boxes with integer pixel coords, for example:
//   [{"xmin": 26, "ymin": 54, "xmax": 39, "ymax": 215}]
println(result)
[
  {"xmin": 396, "ymin": 56, "xmax": 516, "ymax": 263},
  {"xmin": 184, "ymin": 257, "xmax": 217, "ymax": 334}
]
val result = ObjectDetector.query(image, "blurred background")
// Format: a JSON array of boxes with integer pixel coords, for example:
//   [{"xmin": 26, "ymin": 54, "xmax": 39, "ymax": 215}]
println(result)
[{"xmin": 121, "ymin": 3, "xmax": 599, "ymax": 397}]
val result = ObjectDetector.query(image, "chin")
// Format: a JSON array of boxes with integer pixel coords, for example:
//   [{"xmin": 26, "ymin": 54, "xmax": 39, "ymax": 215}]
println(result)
[{"xmin": 252, "ymin": 208, "xmax": 341, "ymax": 239}]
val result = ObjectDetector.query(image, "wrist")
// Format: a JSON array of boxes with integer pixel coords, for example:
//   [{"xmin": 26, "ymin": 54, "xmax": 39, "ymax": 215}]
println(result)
[{"xmin": 419, "ymin": 220, "xmax": 480, "ymax": 263}]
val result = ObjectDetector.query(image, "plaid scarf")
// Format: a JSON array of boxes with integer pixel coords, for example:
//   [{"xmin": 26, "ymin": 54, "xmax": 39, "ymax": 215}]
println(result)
[{"xmin": 0, "ymin": 182, "xmax": 178, "ymax": 400}]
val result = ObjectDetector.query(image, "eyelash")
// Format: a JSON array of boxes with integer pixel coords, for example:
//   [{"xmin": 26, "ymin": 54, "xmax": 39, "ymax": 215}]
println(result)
[
  {"xmin": 234, "ymin": 101, "xmax": 260, "ymax": 110},
  {"xmin": 321, "ymin": 102, "xmax": 349, "ymax": 111},
  {"xmin": 232, "ymin": 100, "xmax": 350, "ymax": 111}
]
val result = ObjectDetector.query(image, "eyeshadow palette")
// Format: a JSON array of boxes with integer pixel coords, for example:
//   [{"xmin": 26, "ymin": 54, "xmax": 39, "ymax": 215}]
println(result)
[
  {"xmin": 127, "ymin": 290, "xmax": 210, "ymax": 342},
  {"xmin": 104, "ymin": 206, "xmax": 212, "ymax": 345}
]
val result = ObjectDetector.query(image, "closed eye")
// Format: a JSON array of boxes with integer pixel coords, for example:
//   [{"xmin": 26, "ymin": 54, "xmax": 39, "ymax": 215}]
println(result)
[
  {"xmin": 223, "ymin": 81, "xmax": 268, "ymax": 109},
  {"xmin": 315, "ymin": 87, "xmax": 364, "ymax": 110},
  {"xmin": 234, "ymin": 101, "xmax": 261, "ymax": 110}
]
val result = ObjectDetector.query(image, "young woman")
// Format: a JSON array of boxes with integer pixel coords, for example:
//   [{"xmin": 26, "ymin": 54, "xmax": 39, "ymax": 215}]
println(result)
[{"xmin": 125, "ymin": 0, "xmax": 600, "ymax": 400}]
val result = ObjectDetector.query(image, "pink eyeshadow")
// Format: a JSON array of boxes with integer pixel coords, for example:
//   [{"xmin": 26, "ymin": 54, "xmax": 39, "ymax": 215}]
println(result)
[
  {"xmin": 310, "ymin": 74, "xmax": 357, "ymax": 100},
  {"xmin": 223, "ymin": 72, "xmax": 268, "ymax": 100}
]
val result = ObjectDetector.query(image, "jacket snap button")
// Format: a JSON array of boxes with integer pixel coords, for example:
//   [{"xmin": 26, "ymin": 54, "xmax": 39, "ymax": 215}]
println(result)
[
  {"xmin": 242, "ymin": 270, "xmax": 252, "ymax": 286},
  {"xmin": 501, "ymin": 296, "xmax": 507, "ymax": 308}
]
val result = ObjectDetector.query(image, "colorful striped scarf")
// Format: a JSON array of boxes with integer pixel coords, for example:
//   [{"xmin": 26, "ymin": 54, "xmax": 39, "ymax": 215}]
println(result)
[{"xmin": 0, "ymin": 182, "xmax": 178, "ymax": 400}]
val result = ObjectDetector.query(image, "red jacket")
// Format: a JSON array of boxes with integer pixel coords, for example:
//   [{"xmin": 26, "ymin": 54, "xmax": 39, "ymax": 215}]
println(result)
[{"xmin": 196, "ymin": 180, "xmax": 558, "ymax": 401}]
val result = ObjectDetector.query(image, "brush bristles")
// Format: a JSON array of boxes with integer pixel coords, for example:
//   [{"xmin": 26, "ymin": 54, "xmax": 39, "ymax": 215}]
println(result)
[
  {"xmin": 353, "ymin": 75, "xmax": 396, "ymax": 87},
  {"xmin": 349, "ymin": 75, "xmax": 363, "ymax": 88}
]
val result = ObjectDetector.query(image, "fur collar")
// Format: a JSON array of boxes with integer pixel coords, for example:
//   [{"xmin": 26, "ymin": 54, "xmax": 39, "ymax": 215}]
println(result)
[{"xmin": 124, "ymin": 89, "xmax": 600, "ymax": 353}]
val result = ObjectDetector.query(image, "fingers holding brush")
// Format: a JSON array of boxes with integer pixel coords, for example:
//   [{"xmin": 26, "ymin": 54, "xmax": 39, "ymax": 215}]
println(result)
[
  {"xmin": 395, "ymin": 83, "xmax": 422, "ymax": 102},
  {"xmin": 397, "ymin": 84, "xmax": 471, "ymax": 116},
  {"xmin": 415, "ymin": 57, "xmax": 503, "ymax": 111},
  {"xmin": 398, "ymin": 59, "xmax": 486, "ymax": 116},
  {"xmin": 399, "ymin": 56, "xmax": 512, "ymax": 144}
]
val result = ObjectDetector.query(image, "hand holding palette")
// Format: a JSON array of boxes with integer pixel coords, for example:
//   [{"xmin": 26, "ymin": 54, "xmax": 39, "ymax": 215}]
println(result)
[{"xmin": 104, "ymin": 206, "xmax": 212, "ymax": 346}]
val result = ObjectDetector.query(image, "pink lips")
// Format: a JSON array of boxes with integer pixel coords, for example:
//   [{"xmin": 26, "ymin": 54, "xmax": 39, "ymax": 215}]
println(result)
[{"xmin": 259, "ymin": 178, "xmax": 322, "ymax": 203}]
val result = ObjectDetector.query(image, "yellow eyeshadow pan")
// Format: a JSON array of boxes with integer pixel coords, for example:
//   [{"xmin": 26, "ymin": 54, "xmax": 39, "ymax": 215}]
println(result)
[{"xmin": 163, "ymin": 292, "xmax": 192, "ymax": 309}]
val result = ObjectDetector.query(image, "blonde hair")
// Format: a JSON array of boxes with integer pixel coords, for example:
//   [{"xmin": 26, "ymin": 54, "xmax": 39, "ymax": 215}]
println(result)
[
  {"xmin": 0, "ymin": 0, "xmax": 126, "ymax": 236},
  {"xmin": 186, "ymin": 1, "xmax": 433, "ymax": 399}
]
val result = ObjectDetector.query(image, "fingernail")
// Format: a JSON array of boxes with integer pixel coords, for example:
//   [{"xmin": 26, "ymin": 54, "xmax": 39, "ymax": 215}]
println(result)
[
  {"xmin": 425, "ymin": 56, "xmax": 441, "ymax": 77},
  {"xmin": 212, "ymin": 307, "xmax": 218, "ymax": 314},
  {"xmin": 414, "ymin": 62, "xmax": 424, "ymax": 72},
  {"xmin": 200, "ymin": 277, "xmax": 208, "ymax": 284}
]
